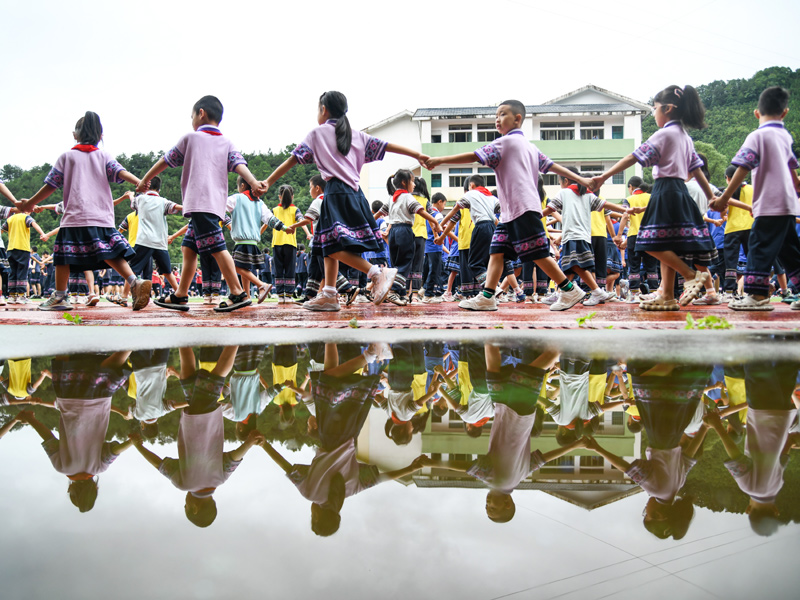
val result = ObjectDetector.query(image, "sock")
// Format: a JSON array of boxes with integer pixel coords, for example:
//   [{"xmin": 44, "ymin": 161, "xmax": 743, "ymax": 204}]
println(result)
[
  {"xmin": 482, "ymin": 288, "xmax": 495, "ymax": 299},
  {"xmin": 323, "ymin": 286, "xmax": 337, "ymax": 297},
  {"xmin": 54, "ymin": 290, "xmax": 67, "ymax": 299},
  {"xmin": 367, "ymin": 265, "xmax": 380, "ymax": 279},
  {"xmin": 513, "ymin": 287, "xmax": 523, "ymax": 295},
  {"xmin": 558, "ymin": 279, "xmax": 574, "ymax": 291},
  {"xmin": 126, "ymin": 274, "xmax": 137, "ymax": 286}
]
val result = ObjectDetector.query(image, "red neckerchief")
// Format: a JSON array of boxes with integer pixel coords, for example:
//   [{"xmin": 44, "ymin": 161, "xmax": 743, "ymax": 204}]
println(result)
[
  {"xmin": 392, "ymin": 190, "xmax": 406, "ymax": 203},
  {"xmin": 72, "ymin": 144, "xmax": 98, "ymax": 153},
  {"xmin": 567, "ymin": 184, "xmax": 582, "ymax": 195},
  {"xmin": 632, "ymin": 189, "xmax": 644, "ymax": 195},
  {"xmin": 391, "ymin": 413, "xmax": 409, "ymax": 425},
  {"xmin": 243, "ymin": 190, "xmax": 258, "ymax": 202},
  {"xmin": 198, "ymin": 125, "xmax": 222, "ymax": 136},
  {"xmin": 473, "ymin": 417, "xmax": 491, "ymax": 427},
  {"xmin": 476, "ymin": 186, "xmax": 492, "ymax": 196},
  {"xmin": 146, "ymin": 191, "xmax": 159, "ymax": 196},
  {"xmin": 68, "ymin": 473, "xmax": 94, "ymax": 481}
]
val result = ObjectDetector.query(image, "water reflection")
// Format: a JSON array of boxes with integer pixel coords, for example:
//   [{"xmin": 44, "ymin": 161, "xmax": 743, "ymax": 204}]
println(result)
[{"xmin": 1, "ymin": 339, "xmax": 799, "ymax": 542}]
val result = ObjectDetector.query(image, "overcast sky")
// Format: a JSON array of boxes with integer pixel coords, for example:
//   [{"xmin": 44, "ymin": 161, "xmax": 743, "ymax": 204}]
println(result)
[{"xmin": 2, "ymin": 0, "xmax": 799, "ymax": 171}]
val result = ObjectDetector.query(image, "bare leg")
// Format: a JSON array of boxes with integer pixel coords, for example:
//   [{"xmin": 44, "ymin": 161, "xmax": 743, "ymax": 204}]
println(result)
[
  {"xmin": 483, "ymin": 254, "xmax": 505, "ymax": 290},
  {"xmin": 211, "ymin": 250, "xmax": 243, "ymax": 296},
  {"xmin": 446, "ymin": 271, "xmax": 456, "ymax": 294},
  {"xmin": 647, "ymin": 250, "xmax": 695, "ymax": 281},
  {"xmin": 179, "ymin": 347, "xmax": 196, "ymax": 380},
  {"xmin": 606, "ymin": 272, "xmax": 619, "ymax": 293},
  {"xmin": 236, "ymin": 268, "xmax": 266, "ymax": 300},
  {"xmin": 55, "ymin": 265, "xmax": 69, "ymax": 291},
  {"xmin": 175, "ymin": 248, "xmax": 198, "ymax": 297},
  {"xmin": 571, "ymin": 266, "xmax": 599, "ymax": 291},
  {"xmin": 211, "ymin": 346, "xmax": 239, "ymax": 378},
  {"xmin": 534, "ymin": 256, "xmax": 570, "ymax": 287}
]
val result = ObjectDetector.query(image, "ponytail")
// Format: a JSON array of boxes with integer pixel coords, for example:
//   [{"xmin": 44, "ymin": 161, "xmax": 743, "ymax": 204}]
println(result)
[
  {"xmin": 76, "ymin": 111, "xmax": 103, "ymax": 145},
  {"xmin": 413, "ymin": 177, "xmax": 430, "ymax": 201},
  {"xmin": 386, "ymin": 175, "xmax": 396, "ymax": 195},
  {"xmin": 654, "ymin": 85, "xmax": 707, "ymax": 130},
  {"xmin": 391, "ymin": 170, "xmax": 414, "ymax": 193},
  {"xmin": 279, "ymin": 184, "xmax": 294, "ymax": 209},
  {"xmin": 320, "ymin": 91, "xmax": 352, "ymax": 156}
]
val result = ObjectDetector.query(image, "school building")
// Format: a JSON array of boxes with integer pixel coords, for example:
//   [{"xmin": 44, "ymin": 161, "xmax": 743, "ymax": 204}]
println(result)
[{"xmin": 360, "ymin": 85, "xmax": 652, "ymax": 204}]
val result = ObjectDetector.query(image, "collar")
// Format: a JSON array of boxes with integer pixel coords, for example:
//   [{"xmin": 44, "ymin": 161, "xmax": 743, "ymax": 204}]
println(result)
[
  {"xmin": 68, "ymin": 473, "xmax": 95, "ymax": 481},
  {"xmin": 145, "ymin": 191, "xmax": 160, "ymax": 196},
  {"xmin": 325, "ymin": 119, "xmax": 337, "ymax": 125},
  {"xmin": 243, "ymin": 190, "xmax": 258, "ymax": 202},
  {"xmin": 758, "ymin": 121, "xmax": 786, "ymax": 129},
  {"xmin": 72, "ymin": 144, "xmax": 98, "ymax": 153},
  {"xmin": 315, "ymin": 194, "xmax": 324, "ymax": 201},
  {"xmin": 567, "ymin": 184, "xmax": 582, "ymax": 195},
  {"xmin": 197, "ymin": 125, "xmax": 222, "ymax": 136},
  {"xmin": 475, "ymin": 186, "xmax": 493, "ymax": 196},
  {"xmin": 663, "ymin": 121, "xmax": 681, "ymax": 129},
  {"xmin": 190, "ymin": 488, "xmax": 216, "ymax": 498},
  {"xmin": 391, "ymin": 412, "xmax": 409, "ymax": 425},
  {"xmin": 632, "ymin": 189, "xmax": 644, "ymax": 195},
  {"xmin": 392, "ymin": 189, "xmax": 407, "ymax": 203},
  {"xmin": 473, "ymin": 417, "xmax": 491, "ymax": 427},
  {"xmin": 506, "ymin": 129, "xmax": 524, "ymax": 136}
]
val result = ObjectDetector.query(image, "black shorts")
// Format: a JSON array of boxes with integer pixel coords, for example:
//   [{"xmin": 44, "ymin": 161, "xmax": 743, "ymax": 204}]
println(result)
[
  {"xmin": 182, "ymin": 213, "xmax": 227, "ymax": 257},
  {"xmin": 490, "ymin": 211, "xmax": 550, "ymax": 262}
]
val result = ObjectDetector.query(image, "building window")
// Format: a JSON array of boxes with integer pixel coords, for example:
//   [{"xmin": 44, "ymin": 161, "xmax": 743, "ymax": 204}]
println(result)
[
  {"xmin": 477, "ymin": 124, "xmax": 501, "ymax": 142},
  {"xmin": 448, "ymin": 124, "xmax": 472, "ymax": 143},
  {"xmin": 431, "ymin": 134, "xmax": 442, "ymax": 143},
  {"xmin": 580, "ymin": 121, "xmax": 605, "ymax": 140},
  {"xmin": 449, "ymin": 167, "xmax": 472, "ymax": 188},
  {"xmin": 612, "ymin": 412, "xmax": 624, "ymax": 425},
  {"xmin": 612, "ymin": 125, "xmax": 623, "ymax": 139},
  {"xmin": 477, "ymin": 167, "xmax": 496, "ymax": 187},
  {"xmin": 612, "ymin": 173, "xmax": 625, "ymax": 185},
  {"xmin": 540, "ymin": 121, "xmax": 575, "ymax": 141},
  {"xmin": 581, "ymin": 165, "xmax": 604, "ymax": 175},
  {"xmin": 431, "ymin": 174, "xmax": 442, "ymax": 188},
  {"xmin": 543, "ymin": 174, "xmax": 560, "ymax": 186}
]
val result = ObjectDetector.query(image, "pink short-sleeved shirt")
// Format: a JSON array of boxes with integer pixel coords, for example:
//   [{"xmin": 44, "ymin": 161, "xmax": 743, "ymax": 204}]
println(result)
[
  {"xmin": 633, "ymin": 121, "xmax": 704, "ymax": 180},
  {"xmin": 291, "ymin": 120, "xmax": 387, "ymax": 191},
  {"xmin": 164, "ymin": 126, "xmax": 246, "ymax": 220},
  {"xmin": 731, "ymin": 122, "xmax": 800, "ymax": 218},
  {"xmin": 473, "ymin": 130, "xmax": 552, "ymax": 223},
  {"xmin": 44, "ymin": 149, "xmax": 126, "ymax": 228}
]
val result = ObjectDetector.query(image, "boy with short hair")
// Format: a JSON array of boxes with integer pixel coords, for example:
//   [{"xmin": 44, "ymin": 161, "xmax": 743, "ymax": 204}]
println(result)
[
  {"xmin": 427, "ymin": 100, "xmax": 593, "ymax": 311},
  {"xmin": 711, "ymin": 86, "xmax": 800, "ymax": 311},
  {"xmin": 422, "ymin": 192, "xmax": 447, "ymax": 302},
  {"xmin": 138, "ymin": 95, "xmax": 263, "ymax": 313}
]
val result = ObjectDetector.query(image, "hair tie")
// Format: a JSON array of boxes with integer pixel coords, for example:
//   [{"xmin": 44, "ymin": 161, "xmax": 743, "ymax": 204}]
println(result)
[{"xmin": 674, "ymin": 87, "xmax": 684, "ymax": 98}]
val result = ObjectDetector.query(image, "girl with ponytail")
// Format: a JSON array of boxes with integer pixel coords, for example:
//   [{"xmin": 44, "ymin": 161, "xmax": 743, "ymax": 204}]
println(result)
[
  {"xmin": 590, "ymin": 85, "xmax": 717, "ymax": 311},
  {"xmin": 263, "ymin": 91, "xmax": 432, "ymax": 312},
  {"xmin": 271, "ymin": 184, "xmax": 306, "ymax": 302}
]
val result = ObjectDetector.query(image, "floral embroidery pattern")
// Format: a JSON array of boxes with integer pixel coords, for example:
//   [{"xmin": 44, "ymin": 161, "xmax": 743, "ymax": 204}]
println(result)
[
  {"xmin": 106, "ymin": 160, "xmax": 125, "ymax": 184},
  {"xmin": 364, "ymin": 137, "xmax": 387, "ymax": 163},
  {"xmin": 164, "ymin": 146, "xmax": 185, "ymax": 168},
  {"xmin": 538, "ymin": 152, "xmax": 553, "ymax": 173},
  {"xmin": 291, "ymin": 143, "xmax": 315, "ymax": 165},
  {"xmin": 44, "ymin": 167, "xmax": 65, "ymax": 189},
  {"xmin": 633, "ymin": 142, "xmax": 661, "ymax": 167},
  {"xmin": 477, "ymin": 144, "xmax": 501, "ymax": 169},
  {"xmin": 227, "ymin": 151, "xmax": 246, "ymax": 173},
  {"xmin": 732, "ymin": 146, "xmax": 760, "ymax": 170}
]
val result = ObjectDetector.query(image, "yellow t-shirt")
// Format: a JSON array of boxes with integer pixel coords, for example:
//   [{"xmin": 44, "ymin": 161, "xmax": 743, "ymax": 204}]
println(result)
[
  {"xmin": 272, "ymin": 205, "xmax": 299, "ymax": 248},
  {"xmin": 124, "ymin": 212, "xmax": 139, "ymax": 247},
  {"xmin": 625, "ymin": 192, "xmax": 650, "ymax": 237},
  {"xmin": 272, "ymin": 363, "xmax": 298, "ymax": 405},
  {"xmin": 7, "ymin": 358, "xmax": 31, "ymax": 398},
  {"xmin": 589, "ymin": 373, "xmax": 607, "ymax": 405},
  {"xmin": 725, "ymin": 185, "xmax": 754, "ymax": 234},
  {"xmin": 6, "ymin": 213, "xmax": 32, "ymax": 252},
  {"xmin": 590, "ymin": 211, "xmax": 607, "ymax": 238},
  {"xmin": 724, "ymin": 376, "xmax": 748, "ymax": 422},
  {"xmin": 412, "ymin": 195, "xmax": 428, "ymax": 238},
  {"xmin": 457, "ymin": 361, "xmax": 472, "ymax": 406},
  {"xmin": 457, "ymin": 209, "xmax": 474, "ymax": 250}
]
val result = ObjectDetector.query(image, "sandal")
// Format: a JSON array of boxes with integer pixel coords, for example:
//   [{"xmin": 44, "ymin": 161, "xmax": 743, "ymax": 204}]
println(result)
[
  {"xmin": 154, "ymin": 293, "xmax": 190, "ymax": 311},
  {"xmin": 679, "ymin": 271, "xmax": 711, "ymax": 306},
  {"xmin": 214, "ymin": 292, "xmax": 252, "ymax": 313},
  {"xmin": 639, "ymin": 295, "xmax": 680, "ymax": 311},
  {"xmin": 257, "ymin": 284, "xmax": 272, "ymax": 304}
]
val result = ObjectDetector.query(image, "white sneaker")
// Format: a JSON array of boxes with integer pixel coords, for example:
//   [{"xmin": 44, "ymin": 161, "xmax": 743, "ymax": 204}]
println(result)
[
  {"xmin": 211, "ymin": 293, "xmax": 221, "ymax": 304},
  {"xmin": 728, "ymin": 294, "xmax": 773, "ymax": 311},
  {"xmin": 356, "ymin": 294, "xmax": 371, "ymax": 304},
  {"xmin": 541, "ymin": 291, "xmax": 559, "ymax": 306},
  {"xmin": 720, "ymin": 292, "xmax": 736, "ymax": 304},
  {"xmin": 0, "ymin": 295, "xmax": 6, "ymax": 306},
  {"xmin": 39, "ymin": 293, "xmax": 72, "ymax": 311},
  {"xmin": 624, "ymin": 293, "xmax": 640, "ymax": 304},
  {"xmin": 459, "ymin": 294, "xmax": 498, "ymax": 311},
  {"xmin": 371, "ymin": 267, "xmax": 397, "ymax": 305},
  {"xmin": 550, "ymin": 286, "xmax": 587, "ymax": 311},
  {"xmin": 441, "ymin": 292, "xmax": 455, "ymax": 302},
  {"xmin": 365, "ymin": 342, "xmax": 393, "ymax": 363},
  {"xmin": 302, "ymin": 294, "xmax": 341, "ymax": 312},
  {"xmin": 692, "ymin": 293, "xmax": 721, "ymax": 306},
  {"xmin": 385, "ymin": 292, "xmax": 408, "ymax": 306},
  {"xmin": 583, "ymin": 289, "xmax": 608, "ymax": 307},
  {"xmin": 18, "ymin": 296, "xmax": 29, "ymax": 305},
  {"xmin": 421, "ymin": 295, "xmax": 443, "ymax": 304}
]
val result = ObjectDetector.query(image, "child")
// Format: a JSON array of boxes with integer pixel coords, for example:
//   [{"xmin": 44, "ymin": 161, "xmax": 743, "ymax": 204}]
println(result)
[
  {"xmin": 18, "ymin": 113, "xmax": 150, "ymax": 311},
  {"xmin": 271, "ymin": 185, "xmax": 306, "ymax": 303},
  {"xmin": 228, "ymin": 177, "xmax": 289, "ymax": 303},
  {"xmin": 542, "ymin": 168, "xmax": 628, "ymax": 306},
  {"xmin": 439, "ymin": 174, "xmax": 501, "ymax": 298},
  {"xmin": 295, "ymin": 244, "xmax": 308, "ymax": 297},
  {"xmin": 422, "ymin": 192, "xmax": 447, "ymax": 303},
  {"xmin": 138, "ymin": 96, "xmax": 260, "ymax": 313},
  {"xmin": 263, "ymin": 91, "xmax": 429, "ymax": 311},
  {"xmin": 121, "ymin": 176, "xmax": 183, "ymax": 305},
  {"xmin": 719, "ymin": 165, "xmax": 754, "ymax": 302},
  {"xmin": 0, "ymin": 202, "xmax": 19, "ymax": 305},
  {"xmin": 426, "ymin": 100, "xmax": 593, "ymax": 312},
  {"xmin": 375, "ymin": 170, "xmax": 442, "ymax": 305},
  {"xmin": 591, "ymin": 85, "xmax": 717, "ymax": 311},
  {"xmin": 2, "ymin": 210, "xmax": 45, "ymax": 303},
  {"xmin": 710, "ymin": 87, "xmax": 800, "ymax": 311},
  {"xmin": 409, "ymin": 177, "xmax": 431, "ymax": 301}
]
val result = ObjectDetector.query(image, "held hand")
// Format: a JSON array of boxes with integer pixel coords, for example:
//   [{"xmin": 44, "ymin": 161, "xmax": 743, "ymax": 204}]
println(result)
[
  {"xmin": 259, "ymin": 181, "xmax": 270, "ymax": 196},
  {"xmin": 16, "ymin": 409, "xmax": 35, "ymax": 423},
  {"xmin": 39, "ymin": 234, "xmax": 49, "ymax": 242},
  {"xmin": 135, "ymin": 180, "xmax": 150, "ymax": 194},
  {"xmin": 284, "ymin": 225, "xmax": 297, "ymax": 235},
  {"xmin": 702, "ymin": 409, "xmax": 722, "ymax": 429},
  {"xmin": 128, "ymin": 432, "xmax": 144, "ymax": 446},
  {"xmin": 418, "ymin": 154, "xmax": 431, "ymax": 169},
  {"xmin": 589, "ymin": 175, "xmax": 606, "ymax": 192},
  {"xmin": 33, "ymin": 205, "xmax": 44, "ymax": 214},
  {"xmin": 425, "ymin": 157, "xmax": 443, "ymax": 170},
  {"xmin": 433, "ymin": 224, "xmax": 443, "ymax": 235},
  {"xmin": 124, "ymin": 190, "xmax": 135, "ymax": 201},
  {"xmin": 18, "ymin": 198, "xmax": 35, "ymax": 213},
  {"xmin": 246, "ymin": 429, "xmax": 266, "ymax": 445},
  {"xmin": 709, "ymin": 197, "xmax": 727, "ymax": 212},
  {"xmin": 411, "ymin": 454, "xmax": 432, "ymax": 468}
]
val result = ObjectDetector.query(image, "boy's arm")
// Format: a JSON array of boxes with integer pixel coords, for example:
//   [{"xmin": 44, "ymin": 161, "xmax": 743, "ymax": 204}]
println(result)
[
  {"xmin": 426, "ymin": 152, "xmax": 479, "ymax": 169},
  {"xmin": 416, "ymin": 456, "xmax": 472, "ymax": 472},
  {"xmin": 683, "ymin": 423, "xmax": 710, "ymax": 459},
  {"xmin": 264, "ymin": 156, "xmax": 298, "ymax": 192},
  {"xmin": 0, "ymin": 181, "xmax": 18, "ymax": 204},
  {"xmin": 136, "ymin": 158, "xmax": 168, "ymax": 193},
  {"xmin": 549, "ymin": 163, "xmax": 593, "ymax": 190},
  {"xmin": 29, "ymin": 218, "xmax": 46, "ymax": 238},
  {"xmin": 118, "ymin": 171, "xmax": 141, "ymax": 188},
  {"xmin": 711, "ymin": 166, "xmax": 749, "ymax": 210},
  {"xmin": 168, "ymin": 223, "xmax": 189, "ymax": 244},
  {"xmin": 790, "ymin": 166, "xmax": 800, "ymax": 194},
  {"xmin": 418, "ymin": 209, "xmax": 443, "ymax": 234},
  {"xmin": 376, "ymin": 455, "xmax": 428, "ymax": 483},
  {"xmin": 109, "ymin": 437, "xmax": 135, "ymax": 456},
  {"xmin": 583, "ymin": 436, "xmax": 632, "ymax": 472},
  {"xmin": 233, "ymin": 164, "xmax": 262, "ymax": 194},
  {"xmin": 113, "ymin": 191, "xmax": 135, "ymax": 206},
  {"xmin": 539, "ymin": 437, "xmax": 586, "ymax": 463},
  {"xmin": 18, "ymin": 184, "xmax": 57, "ymax": 213},
  {"xmin": 384, "ymin": 143, "xmax": 428, "ymax": 168},
  {"xmin": 226, "ymin": 430, "xmax": 265, "ymax": 462},
  {"xmin": 0, "ymin": 413, "xmax": 22, "ymax": 440},
  {"xmin": 16, "ymin": 410, "xmax": 56, "ymax": 442},
  {"xmin": 703, "ymin": 410, "xmax": 743, "ymax": 460},
  {"xmin": 726, "ymin": 199, "xmax": 753, "ymax": 213},
  {"xmin": 590, "ymin": 154, "xmax": 638, "ymax": 191}
]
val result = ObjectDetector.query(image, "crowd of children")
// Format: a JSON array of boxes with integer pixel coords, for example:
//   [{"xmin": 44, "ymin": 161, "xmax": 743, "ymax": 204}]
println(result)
[
  {"xmin": 0, "ymin": 86, "xmax": 797, "ymax": 314},
  {"xmin": 3, "ymin": 339, "xmax": 797, "ymax": 536}
]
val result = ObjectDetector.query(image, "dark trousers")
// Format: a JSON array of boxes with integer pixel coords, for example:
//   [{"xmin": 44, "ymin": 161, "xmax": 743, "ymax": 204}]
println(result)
[
  {"xmin": 7, "ymin": 250, "xmax": 29, "ymax": 296},
  {"xmin": 424, "ymin": 252, "xmax": 443, "ymax": 297},
  {"xmin": 410, "ymin": 237, "xmax": 425, "ymax": 293},
  {"xmin": 468, "ymin": 221, "xmax": 494, "ymax": 290},
  {"xmin": 743, "ymin": 216, "xmax": 800, "ymax": 297},
  {"xmin": 389, "ymin": 225, "xmax": 415, "ymax": 297},
  {"xmin": 724, "ymin": 229, "xmax": 750, "ymax": 293},
  {"xmin": 627, "ymin": 235, "xmax": 659, "ymax": 292},
  {"xmin": 273, "ymin": 245, "xmax": 297, "ymax": 297},
  {"xmin": 591, "ymin": 236, "xmax": 607, "ymax": 287}
]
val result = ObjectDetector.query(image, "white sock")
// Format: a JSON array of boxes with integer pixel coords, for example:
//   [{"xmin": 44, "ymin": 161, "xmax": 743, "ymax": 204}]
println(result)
[
  {"xmin": 513, "ymin": 287, "xmax": 523, "ymax": 295},
  {"xmin": 322, "ymin": 286, "xmax": 337, "ymax": 297},
  {"xmin": 367, "ymin": 265, "xmax": 380, "ymax": 279}
]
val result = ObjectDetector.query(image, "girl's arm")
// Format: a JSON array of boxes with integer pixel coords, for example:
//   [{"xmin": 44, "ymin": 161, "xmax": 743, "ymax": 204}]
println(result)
[
  {"xmin": 417, "ymin": 456, "xmax": 472, "ymax": 472},
  {"xmin": 264, "ymin": 156, "xmax": 298, "ymax": 192},
  {"xmin": 385, "ymin": 143, "xmax": 428, "ymax": 168},
  {"xmin": 18, "ymin": 185, "xmax": 57, "ymax": 213},
  {"xmin": 601, "ymin": 203, "xmax": 630, "ymax": 216},
  {"xmin": 136, "ymin": 158, "xmax": 168, "ymax": 193},
  {"xmin": 703, "ymin": 410, "xmax": 743, "ymax": 460},
  {"xmin": 226, "ymin": 430, "xmax": 265, "ymax": 462},
  {"xmin": 16, "ymin": 410, "xmax": 56, "ymax": 442},
  {"xmin": 113, "ymin": 191, "xmax": 134, "ymax": 206},
  {"xmin": 128, "ymin": 433, "xmax": 166, "ymax": 470},
  {"xmin": 711, "ymin": 167, "xmax": 749, "ymax": 211},
  {"xmin": 683, "ymin": 423, "xmax": 710, "ymax": 459},
  {"xmin": 0, "ymin": 181, "xmax": 18, "ymax": 204},
  {"xmin": 726, "ymin": 199, "xmax": 753, "ymax": 213},
  {"xmin": 688, "ymin": 167, "xmax": 716, "ymax": 207},
  {"xmin": 435, "ymin": 220, "xmax": 456, "ymax": 245},
  {"xmin": 0, "ymin": 413, "xmax": 22, "ymax": 440},
  {"xmin": 168, "ymin": 223, "xmax": 189, "ymax": 244},
  {"xmin": 590, "ymin": 154, "xmax": 638, "ymax": 191},
  {"xmin": 418, "ymin": 209, "xmax": 443, "ymax": 234},
  {"xmin": 260, "ymin": 441, "xmax": 294, "ymax": 474},
  {"xmin": 540, "ymin": 437, "xmax": 587, "ymax": 463},
  {"xmin": 583, "ymin": 436, "xmax": 632, "ymax": 472},
  {"xmin": 109, "ymin": 438, "xmax": 135, "ymax": 456},
  {"xmin": 119, "ymin": 171, "xmax": 141, "ymax": 188},
  {"xmin": 376, "ymin": 455, "xmax": 428, "ymax": 483},
  {"xmin": 29, "ymin": 219, "xmax": 46, "ymax": 239},
  {"xmin": 426, "ymin": 152, "xmax": 479, "ymax": 170}
]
